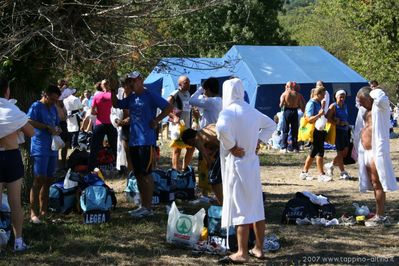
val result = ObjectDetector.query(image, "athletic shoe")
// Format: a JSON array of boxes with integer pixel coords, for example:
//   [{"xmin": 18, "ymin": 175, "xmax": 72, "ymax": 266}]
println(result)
[
  {"xmin": 318, "ymin": 174, "xmax": 332, "ymax": 182},
  {"xmin": 339, "ymin": 171, "xmax": 352, "ymax": 180},
  {"xmin": 365, "ymin": 215, "xmax": 391, "ymax": 227},
  {"xmin": 299, "ymin": 171, "xmax": 311, "ymax": 180},
  {"xmin": 324, "ymin": 162, "xmax": 334, "ymax": 176},
  {"xmin": 14, "ymin": 241, "xmax": 29, "ymax": 252},
  {"xmin": 338, "ymin": 215, "xmax": 356, "ymax": 226},
  {"xmin": 280, "ymin": 148, "xmax": 287, "ymax": 154},
  {"xmin": 296, "ymin": 217, "xmax": 311, "ymax": 225},
  {"xmin": 129, "ymin": 207, "xmax": 154, "ymax": 218},
  {"xmin": 311, "ymin": 218, "xmax": 327, "ymax": 226}
]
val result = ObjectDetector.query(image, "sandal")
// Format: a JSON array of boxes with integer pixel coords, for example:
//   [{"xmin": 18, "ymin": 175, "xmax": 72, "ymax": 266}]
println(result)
[
  {"xmin": 249, "ymin": 249, "xmax": 265, "ymax": 260},
  {"xmin": 217, "ymin": 256, "xmax": 245, "ymax": 264}
]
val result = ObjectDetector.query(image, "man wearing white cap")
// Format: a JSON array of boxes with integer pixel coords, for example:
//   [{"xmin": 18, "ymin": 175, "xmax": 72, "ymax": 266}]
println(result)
[
  {"xmin": 325, "ymin": 89, "xmax": 352, "ymax": 180},
  {"xmin": 63, "ymin": 89, "xmax": 83, "ymax": 148},
  {"xmin": 111, "ymin": 71, "xmax": 172, "ymax": 218}
]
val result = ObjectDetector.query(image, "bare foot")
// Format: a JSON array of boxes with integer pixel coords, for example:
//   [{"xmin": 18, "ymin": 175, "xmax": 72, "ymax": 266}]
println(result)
[
  {"xmin": 249, "ymin": 248, "xmax": 265, "ymax": 259},
  {"xmin": 229, "ymin": 253, "xmax": 249, "ymax": 263}
]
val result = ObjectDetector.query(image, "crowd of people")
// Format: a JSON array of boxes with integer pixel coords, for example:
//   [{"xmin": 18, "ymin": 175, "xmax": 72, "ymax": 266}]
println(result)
[{"xmin": 0, "ymin": 72, "xmax": 398, "ymax": 263}]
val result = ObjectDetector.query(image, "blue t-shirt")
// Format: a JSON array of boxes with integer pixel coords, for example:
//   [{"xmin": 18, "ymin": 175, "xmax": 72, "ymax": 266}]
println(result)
[
  {"xmin": 27, "ymin": 101, "xmax": 60, "ymax": 157},
  {"xmin": 305, "ymin": 99, "xmax": 321, "ymax": 117},
  {"xmin": 117, "ymin": 89, "xmax": 169, "ymax": 146}
]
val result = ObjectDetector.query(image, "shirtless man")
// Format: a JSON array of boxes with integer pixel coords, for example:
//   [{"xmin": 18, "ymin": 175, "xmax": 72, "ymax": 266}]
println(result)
[
  {"xmin": 356, "ymin": 86, "xmax": 398, "ymax": 226},
  {"xmin": 0, "ymin": 77, "xmax": 34, "ymax": 251},
  {"xmin": 279, "ymin": 81, "xmax": 305, "ymax": 153},
  {"xmin": 181, "ymin": 124, "xmax": 224, "ymax": 205}
]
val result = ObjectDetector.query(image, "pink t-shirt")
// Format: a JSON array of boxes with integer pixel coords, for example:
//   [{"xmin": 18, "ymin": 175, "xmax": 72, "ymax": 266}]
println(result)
[{"xmin": 92, "ymin": 92, "xmax": 112, "ymax": 125}]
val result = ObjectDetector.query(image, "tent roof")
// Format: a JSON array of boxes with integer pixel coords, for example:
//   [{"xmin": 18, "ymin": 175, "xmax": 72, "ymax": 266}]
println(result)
[{"xmin": 225, "ymin": 45, "xmax": 368, "ymax": 84}]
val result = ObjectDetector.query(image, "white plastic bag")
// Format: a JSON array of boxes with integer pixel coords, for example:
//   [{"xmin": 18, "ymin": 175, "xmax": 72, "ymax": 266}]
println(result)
[
  {"xmin": 353, "ymin": 203, "xmax": 370, "ymax": 216},
  {"xmin": 166, "ymin": 201, "xmax": 205, "ymax": 248},
  {"xmin": 64, "ymin": 169, "xmax": 78, "ymax": 189},
  {"xmin": 51, "ymin": 135, "xmax": 65, "ymax": 151},
  {"xmin": 1, "ymin": 193, "xmax": 10, "ymax": 212},
  {"xmin": 315, "ymin": 116, "xmax": 327, "ymax": 131}
]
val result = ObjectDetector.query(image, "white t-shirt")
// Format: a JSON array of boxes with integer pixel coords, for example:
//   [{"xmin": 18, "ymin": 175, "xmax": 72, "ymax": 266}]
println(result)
[
  {"xmin": 63, "ymin": 95, "xmax": 83, "ymax": 132},
  {"xmin": 189, "ymin": 87, "xmax": 222, "ymax": 128}
]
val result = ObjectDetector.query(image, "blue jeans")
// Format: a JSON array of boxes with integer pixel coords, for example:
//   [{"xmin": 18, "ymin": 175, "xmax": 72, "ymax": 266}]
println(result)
[{"xmin": 88, "ymin": 123, "xmax": 117, "ymax": 171}]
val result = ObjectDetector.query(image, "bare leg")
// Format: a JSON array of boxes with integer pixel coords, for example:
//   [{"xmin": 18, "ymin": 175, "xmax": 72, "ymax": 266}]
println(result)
[
  {"xmin": 229, "ymin": 224, "xmax": 249, "ymax": 262},
  {"xmin": 182, "ymin": 147, "xmax": 195, "ymax": 170},
  {"xmin": 30, "ymin": 176, "xmax": 44, "ymax": 219},
  {"xmin": 172, "ymin": 147, "xmax": 181, "ymax": 170},
  {"xmin": 211, "ymin": 183, "xmax": 223, "ymax": 206},
  {"xmin": 332, "ymin": 147, "xmax": 348, "ymax": 172},
  {"xmin": 6, "ymin": 179, "xmax": 24, "ymax": 238},
  {"xmin": 39, "ymin": 177, "xmax": 53, "ymax": 217},
  {"xmin": 368, "ymin": 160, "xmax": 385, "ymax": 216},
  {"xmin": 136, "ymin": 174, "xmax": 154, "ymax": 209},
  {"xmin": 316, "ymin": 156, "xmax": 324, "ymax": 175},
  {"xmin": 250, "ymin": 220, "xmax": 265, "ymax": 258},
  {"xmin": 303, "ymin": 155, "xmax": 314, "ymax": 172}
]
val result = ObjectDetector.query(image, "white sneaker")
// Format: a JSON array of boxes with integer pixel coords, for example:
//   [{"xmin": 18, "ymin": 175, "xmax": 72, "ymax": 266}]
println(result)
[
  {"xmin": 129, "ymin": 207, "xmax": 154, "ymax": 218},
  {"xmin": 299, "ymin": 171, "xmax": 312, "ymax": 180},
  {"xmin": 318, "ymin": 174, "xmax": 332, "ymax": 182},
  {"xmin": 365, "ymin": 215, "xmax": 391, "ymax": 227},
  {"xmin": 339, "ymin": 171, "xmax": 352, "ymax": 180},
  {"xmin": 14, "ymin": 241, "xmax": 29, "ymax": 252},
  {"xmin": 324, "ymin": 162, "xmax": 334, "ymax": 176},
  {"xmin": 280, "ymin": 148, "xmax": 287, "ymax": 154}
]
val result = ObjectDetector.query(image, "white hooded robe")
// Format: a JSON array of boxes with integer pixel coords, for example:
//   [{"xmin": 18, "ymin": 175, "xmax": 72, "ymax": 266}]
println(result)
[{"xmin": 216, "ymin": 78, "xmax": 276, "ymax": 229}]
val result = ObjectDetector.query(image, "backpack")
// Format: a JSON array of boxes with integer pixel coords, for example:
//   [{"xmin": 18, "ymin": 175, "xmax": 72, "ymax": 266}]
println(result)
[
  {"xmin": 49, "ymin": 181, "xmax": 78, "ymax": 214},
  {"xmin": 80, "ymin": 184, "xmax": 116, "ymax": 212},
  {"xmin": 168, "ymin": 166, "xmax": 196, "ymax": 200},
  {"xmin": 125, "ymin": 170, "xmax": 175, "ymax": 205},
  {"xmin": 281, "ymin": 192, "xmax": 336, "ymax": 224},
  {"xmin": 152, "ymin": 169, "xmax": 175, "ymax": 204},
  {"xmin": 281, "ymin": 192, "xmax": 319, "ymax": 224}
]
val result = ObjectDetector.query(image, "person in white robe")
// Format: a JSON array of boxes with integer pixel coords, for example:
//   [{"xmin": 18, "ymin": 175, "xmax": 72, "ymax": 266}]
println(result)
[
  {"xmin": 110, "ymin": 86, "xmax": 130, "ymax": 172},
  {"xmin": 355, "ymin": 87, "xmax": 398, "ymax": 225},
  {"xmin": 216, "ymin": 78, "xmax": 276, "ymax": 263}
]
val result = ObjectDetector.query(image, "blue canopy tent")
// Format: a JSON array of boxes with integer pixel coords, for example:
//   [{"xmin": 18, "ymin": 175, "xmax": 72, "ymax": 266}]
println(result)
[{"xmin": 145, "ymin": 45, "xmax": 368, "ymax": 124}]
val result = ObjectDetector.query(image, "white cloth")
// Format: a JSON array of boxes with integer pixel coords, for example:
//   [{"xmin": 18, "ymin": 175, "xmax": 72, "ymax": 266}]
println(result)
[
  {"xmin": 63, "ymin": 95, "xmax": 83, "ymax": 132},
  {"xmin": 189, "ymin": 87, "xmax": 222, "ymax": 129},
  {"xmin": 355, "ymin": 89, "xmax": 398, "ymax": 192},
  {"xmin": 0, "ymin": 98, "xmax": 28, "ymax": 139},
  {"xmin": 323, "ymin": 90, "xmax": 330, "ymax": 114},
  {"xmin": 216, "ymin": 78, "xmax": 276, "ymax": 231},
  {"xmin": 110, "ymin": 87, "xmax": 127, "ymax": 170},
  {"xmin": 302, "ymin": 191, "xmax": 329, "ymax": 206}
]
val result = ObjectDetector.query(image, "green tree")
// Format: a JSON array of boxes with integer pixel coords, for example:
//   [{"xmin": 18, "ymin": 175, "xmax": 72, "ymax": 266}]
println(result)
[{"xmin": 160, "ymin": 0, "xmax": 292, "ymax": 57}]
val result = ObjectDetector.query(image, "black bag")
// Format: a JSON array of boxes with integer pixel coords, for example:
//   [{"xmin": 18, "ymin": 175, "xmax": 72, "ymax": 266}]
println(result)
[
  {"xmin": 168, "ymin": 166, "xmax": 196, "ymax": 200},
  {"xmin": 281, "ymin": 192, "xmax": 319, "ymax": 224},
  {"xmin": 343, "ymin": 142, "xmax": 356, "ymax": 165},
  {"xmin": 318, "ymin": 201, "xmax": 336, "ymax": 219},
  {"xmin": 49, "ymin": 181, "xmax": 78, "ymax": 214},
  {"xmin": 152, "ymin": 169, "xmax": 175, "ymax": 204}
]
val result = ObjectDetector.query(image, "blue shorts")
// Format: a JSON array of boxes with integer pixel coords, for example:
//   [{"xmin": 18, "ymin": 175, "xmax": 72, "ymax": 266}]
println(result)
[{"xmin": 33, "ymin": 156, "xmax": 57, "ymax": 177}]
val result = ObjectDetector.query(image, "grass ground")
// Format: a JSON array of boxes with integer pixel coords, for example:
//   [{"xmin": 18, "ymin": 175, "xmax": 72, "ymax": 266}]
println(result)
[{"xmin": 2, "ymin": 131, "xmax": 399, "ymax": 265}]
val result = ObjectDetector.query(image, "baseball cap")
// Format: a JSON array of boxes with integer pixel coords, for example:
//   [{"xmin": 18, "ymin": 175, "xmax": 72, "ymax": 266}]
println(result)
[{"xmin": 126, "ymin": 71, "xmax": 142, "ymax": 79}]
